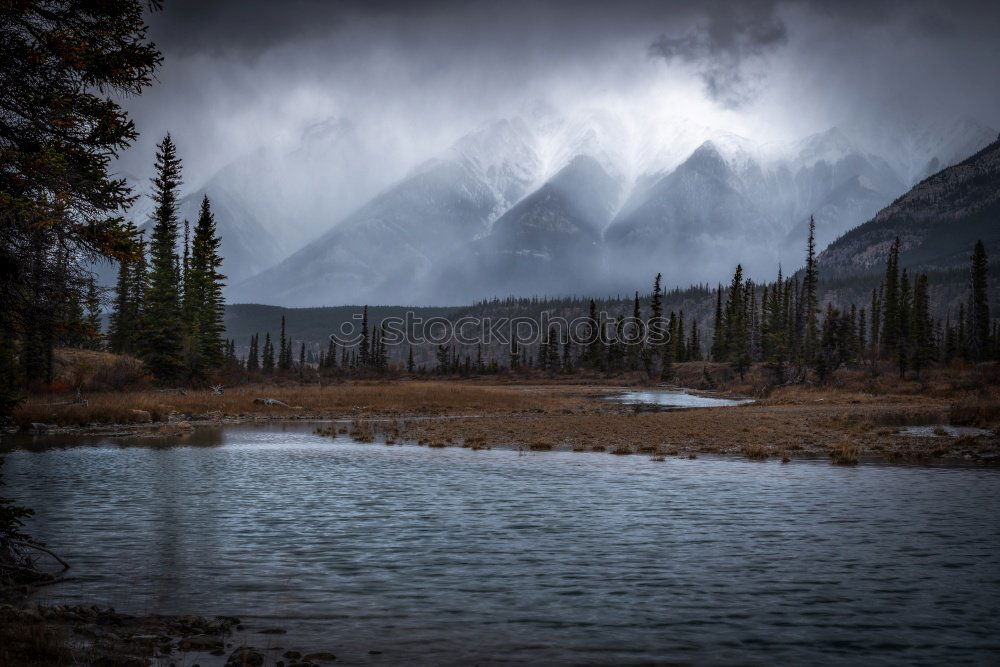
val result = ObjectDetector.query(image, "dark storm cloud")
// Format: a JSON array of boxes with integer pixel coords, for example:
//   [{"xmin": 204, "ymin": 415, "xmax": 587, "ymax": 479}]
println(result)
[
  {"xmin": 118, "ymin": 0, "xmax": 1000, "ymax": 230},
  {"xmin": 649, "ymin": 1, "xmax": 788, "ymax": 108}
]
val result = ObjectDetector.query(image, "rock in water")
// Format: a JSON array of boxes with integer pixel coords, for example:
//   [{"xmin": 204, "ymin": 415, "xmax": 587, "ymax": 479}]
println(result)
[{"xmin": 226, "ymin": 646, "xmax": 265, "ymax": 667}]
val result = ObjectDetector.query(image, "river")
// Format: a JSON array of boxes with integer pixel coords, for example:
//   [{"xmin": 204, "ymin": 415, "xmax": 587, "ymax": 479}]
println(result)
[{"xmin": 3, "ymin": 422, "xmax": 999, "ymax": 665}]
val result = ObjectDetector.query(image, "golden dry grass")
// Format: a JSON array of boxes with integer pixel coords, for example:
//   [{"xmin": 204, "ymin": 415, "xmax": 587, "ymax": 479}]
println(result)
[
  {"xmin": 14, "ymin": 381, "xmax": 603, "ymax": 427},
  {"xmin": 16, "ymin": 357, "xmax": 1000, "ymax": 462}
]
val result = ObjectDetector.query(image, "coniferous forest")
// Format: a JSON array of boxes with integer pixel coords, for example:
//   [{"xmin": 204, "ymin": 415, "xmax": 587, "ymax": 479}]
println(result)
[{"xmin": 3, "ymin": 2, "xmax": 1000, "ymax": 666}]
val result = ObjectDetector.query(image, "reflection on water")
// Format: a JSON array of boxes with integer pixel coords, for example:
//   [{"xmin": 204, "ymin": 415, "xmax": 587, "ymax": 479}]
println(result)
[
  {"xmin": 3, "ymin": 423, "xmax": 1000, "ymax": 665},
  {"xmin": 611, "ymin": 389, "xmax": 754, "ymax": 408},
  {"xmin": 899, "ymin": 425, "xmax": 993, "ymax": 438}
]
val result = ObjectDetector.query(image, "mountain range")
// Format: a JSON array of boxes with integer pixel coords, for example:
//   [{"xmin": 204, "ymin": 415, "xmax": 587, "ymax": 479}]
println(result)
[{"xmin": 124, "ymin": 111, "xmax": 997, "ymax": 306}]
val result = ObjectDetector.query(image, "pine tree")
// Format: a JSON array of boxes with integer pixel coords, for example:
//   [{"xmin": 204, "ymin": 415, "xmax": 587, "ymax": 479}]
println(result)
[
  {"xmin": 661, "ymin": 311, "xmax": 676, "ymax": 381},
  {"xmin": 181, "ymin": 217, "xmax": 191, "ymax": 320},
  {"xmin": 359, "ymin": 306, "xmax": 370, "ymax": 368},
  {"xmin": 278, "ymin": 316, "xmax": 289, "ymax": 371},
  {"xmin": 262, "ymin": 333, "xmax": 274, "ymax": 373},
  {"xmin": 802, "ymin": 216, "xmax": 819, "ymax": 364},
  {"xmin": 898, "ymin": 269, "xmax": 912, "ymax": 378},
  {"xmin": 586, "ymin": 299, "xmax": 603, "ymax": 369},
  {"xmin": 969, "ymin": 240, "xmax": 990, "ymax": 361},
  {"xmin": 326, "ymin": 337, "xmax": 337, "ymax": 371},
  {"xmin": 688, "ymin": 318, "xmax": 701, "ymax": 361},
  {"xmin": 857, "ymin": 307, "xmax": 867, "ymax": 364},
  {"xmin": 629, "ymin": 291, "xmax": 644, "ymax": 370},
  {"xmin": 675, "ymin": 310, "xmax": 687, "ymax": 362},
  {"xmin": 562, "ymin": 334, "xmax": 573, "ymax": 373},
  {"xmin": 711, "ymin": 284, "xmax": 725, "ymax": 361},
  {"xmin": 108, "ymin": 243, "xmax": 134, "ymax": 354},
  {"xmin": 911, "ymin": 274, "xmax": 934, "ymax": 379},
  {"xmin": 649, "ymin": 273, "xmax": 665, "ymax": 373},
  {"xmin": 84, "ymin": 277, "xmax": 102, "ymax": 350},
  {"xmin": 298, "ymin": 342, "xmax": 306, "ymax": 377},
  {"xmin": 407, "ymin": 346, "xmax": 415, "ymax": 373},
  {"xmin": 1, "ymin": 0, "xmax": 161, "ymax": 409},
  {"xmin": 377, "ymin": 321, "xmax": 388, "ymax": 370},
  {"xmin": 881, "ymin": 237, "xmax": 901, "ymax": 356},
  {"xmin": 247, "ymin": 334, "xmax": 259, "ymax": 373},
  {"xmin": 186, "ymin": 196, "xmax": 226, "ymax": 375},
  {"xmin": 868, "ymin": 287, "xmax": 882, "ymax": 376},
  {"xmin": 764, "ymin": 266, "xmax": 787, "ymax": 369},
  {"xmin": 725, "ymin": 265, "xmax": 750, "ymax": 378},
  {"xmin": 607, "ymin": 316, "xmax": 623, "ymax": 371},
  {"xmin": 142, "ymin": 134, "xmax": 186, "ymax": 384}
]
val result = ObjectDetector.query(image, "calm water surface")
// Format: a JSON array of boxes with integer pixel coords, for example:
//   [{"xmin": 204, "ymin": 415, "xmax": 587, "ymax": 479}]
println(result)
[
  {"xmin": 3, "ymin": 423, "xmax": 1000, "ymax": 665},
  {"xmin": 611, "ymin": 389, "xmax": 754, "ymax": 408}
]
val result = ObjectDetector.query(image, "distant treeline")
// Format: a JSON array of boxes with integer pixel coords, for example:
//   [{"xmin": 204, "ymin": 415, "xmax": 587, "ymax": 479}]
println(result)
[{"xmin": 229, "ymin": 219, "xmax": 997, "ymax": 383}]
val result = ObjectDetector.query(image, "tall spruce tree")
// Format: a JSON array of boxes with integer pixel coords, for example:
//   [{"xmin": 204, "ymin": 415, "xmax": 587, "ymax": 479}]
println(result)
[
  {"xmin": 142, "ymin": 134, "xmax": 186, "ymax": 384},
  {"xmin": 911, "ymin": 273, "xmax": 934, "ymax": 379},
  {"xmin": 969, "ymin": 240, "xmax": 990, "ymax": 361},
  {"xmin": 187, "ymin": 196, "xmax": 226, "ymax": 376},
  {"xmin": 262, "ymin": 333, "xmax": 274, "ymax": 373},
  {"xmin": 650, "ymin": 273, "xmax": 665, "ymax": 373},
  {"xmin": 629, "ymin": 291, "xmax": 644, "ymax": 370},
  {"xmin": 897, "ymin": 269, "xmax": 912, "ymax": 377},
  {"xmin": 0, "ymin": 0, "xmax": 162, "ymax": 410},
  {"xmin": 586, "ymin": 299, "xmax": 603, "ymax": 369},
  {"xmin": 661, "ymin": 311, "xmax": 676, "ymax": 381},
  {"xmin": 359, "ymin": 306, "xmax": 370, "ymax": 368},
  {"xmin": 881, "ymin": 237, "xmax": 901, "ymax": 356},
  {"xmin": 688, "ymin": 318, "xmax": 701, "ymax": 361},
  {"xmin": 247, "ymin": 334, "xmax": 259, "ymax": 373},
  {"xmin": 724, "ymin": 265, "xmax": 750, "ymax": 378},
  {"xmin": 711, "ymin": 284, "xmax": 725, "ymax": 360},
  {"xmin": 802, "ymin": 216, "xmax": 819, "ymax": 364},
  {"xmin": 278, "ymin": 315, "xmax": 289, "ymax": 371}
]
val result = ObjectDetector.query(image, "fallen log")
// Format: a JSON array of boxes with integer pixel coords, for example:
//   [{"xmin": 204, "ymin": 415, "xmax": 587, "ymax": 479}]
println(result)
[{"xmin": 0, "ymin": 538, "xmax": 70, "ymax": 592}]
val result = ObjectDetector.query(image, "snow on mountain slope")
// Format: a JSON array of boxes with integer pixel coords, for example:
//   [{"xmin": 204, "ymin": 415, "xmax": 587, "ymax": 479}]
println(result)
[
  {"xmin": 842, "ymin": 116, "xmax": 997, "ymax": 186},
  {"xmin": 227, "ymin": 118, "xmax": 541, "ymax": 306},
  {"xmin": 432, "ymin": 155, "xmax": 622, "ymax": 301},
  {"xmin": 220, "ymin": 112, "xmax": 997, "ymax": 305}
]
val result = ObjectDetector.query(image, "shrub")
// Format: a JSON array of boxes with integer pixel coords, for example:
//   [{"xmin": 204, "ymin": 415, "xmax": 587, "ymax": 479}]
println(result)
[
  {"xmin": 88, "ymin": 358, "xmax": 147, "ymax": 392},
  {"xmin": 949, "ymin": 396, "xmax": 1000, "ymax": 427}
]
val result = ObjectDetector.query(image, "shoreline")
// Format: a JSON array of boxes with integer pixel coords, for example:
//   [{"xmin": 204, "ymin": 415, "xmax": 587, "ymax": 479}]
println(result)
[
  {"xmin": 6, "ymin": 382, "xmax": 999, "ymax": 465},
  {"xmin": 8, "ymin": 363, "xmax": 1000, "ymax": 465},
  {"xmin": 0, "ymin": 603, "xmax": 337, "ymax": 666}
]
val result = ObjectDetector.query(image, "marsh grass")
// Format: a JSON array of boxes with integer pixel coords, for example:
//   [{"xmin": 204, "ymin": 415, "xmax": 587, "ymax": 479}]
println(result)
[
  {"xmin": 829, "ymin": 440, "xmax": 861, "ymax": 465},
  {"xmin": 949, "ymin": 392, "xmax": 1000, "ymax": 426},
  {"xmin": 348, "ymin": 419, "xmax": 375, "ymax": 443},
  {"xmin": 741, "ymin": 443, "xmax": 769, "ymax": 460},
  {"xmin": 15, "ymin": 381, "xmax": 592, "ymax": 427}
]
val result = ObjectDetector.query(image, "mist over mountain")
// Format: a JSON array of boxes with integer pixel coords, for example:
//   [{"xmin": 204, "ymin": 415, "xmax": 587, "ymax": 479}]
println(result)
[
  {"xmin": 106, "ymin": 0, "xmax": 1000, "ymax": 306},
  {"xmin": 221, "ymin": 111, "xmax": 994, "ymax": 306}
]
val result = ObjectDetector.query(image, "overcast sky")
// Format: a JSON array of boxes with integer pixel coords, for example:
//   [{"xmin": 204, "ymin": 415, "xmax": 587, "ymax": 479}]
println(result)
[{"xmin": 116, "ymin": 0, "xmax": 1000, "ymax": 190}]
